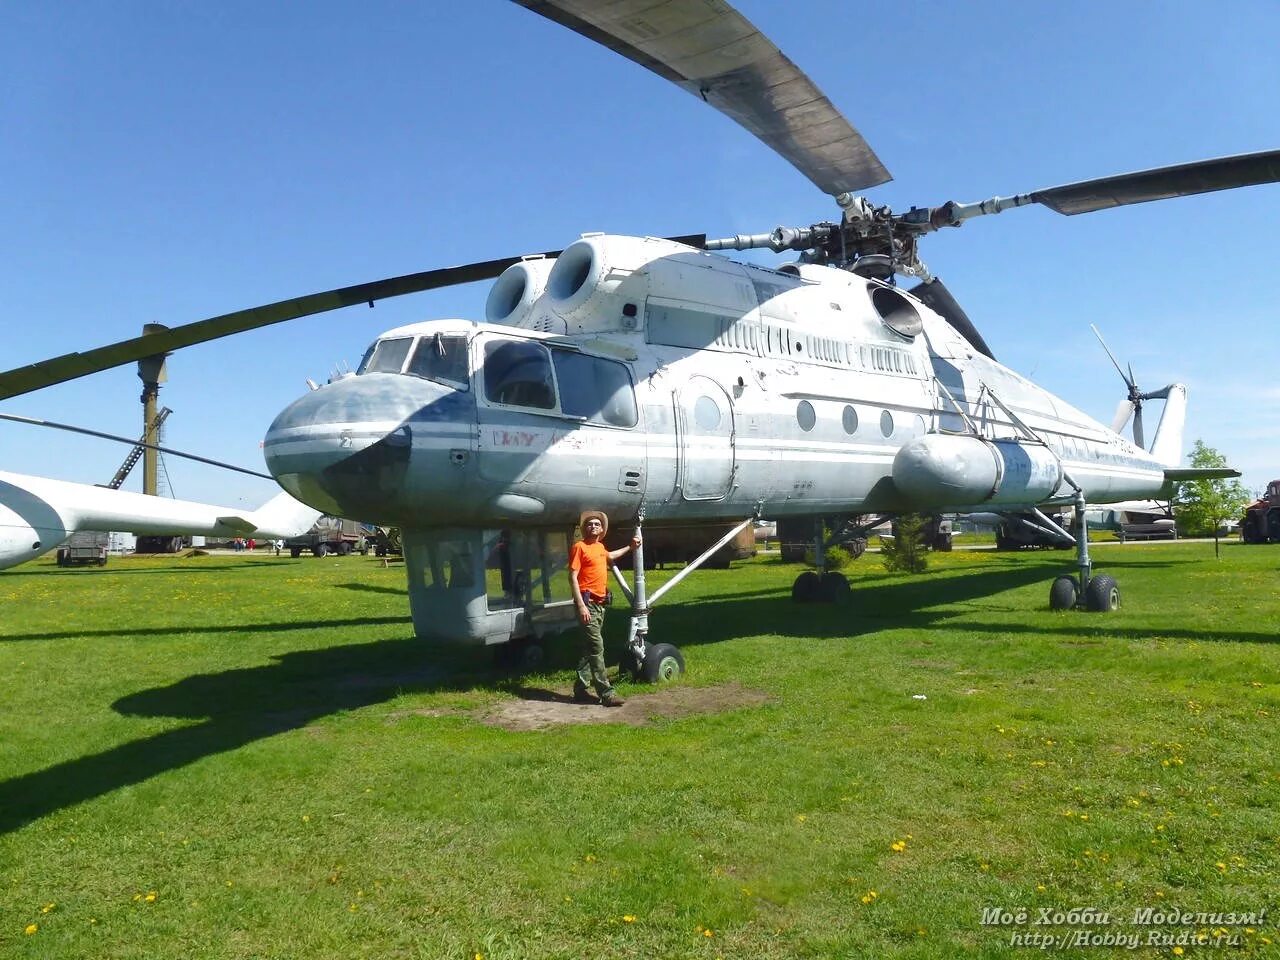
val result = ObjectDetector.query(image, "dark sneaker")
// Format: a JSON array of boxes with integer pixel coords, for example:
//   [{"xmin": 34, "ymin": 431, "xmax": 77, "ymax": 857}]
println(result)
[
  {"xmin": 600, "ymin": 692, "xmax": 626, "ymax": 708},
  {"xmin": 573, "ymin": 681, "xmax": 595, "ymax": 704}
]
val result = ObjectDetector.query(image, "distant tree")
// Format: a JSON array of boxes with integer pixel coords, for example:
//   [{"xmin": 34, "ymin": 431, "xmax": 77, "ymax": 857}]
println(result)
[
  {"xmin": 881, "ymin": 513, "xmax": 929, "ymax": 574},
  {"xmin": 1174, "ymin": 440, "xmax": 1249, "ymax": 558}
]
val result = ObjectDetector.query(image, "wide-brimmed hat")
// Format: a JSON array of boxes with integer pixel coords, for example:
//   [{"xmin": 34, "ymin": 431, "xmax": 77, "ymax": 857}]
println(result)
[{"xmin": 578, "ymin": 510, "xmax": 609, "ymax": 536}]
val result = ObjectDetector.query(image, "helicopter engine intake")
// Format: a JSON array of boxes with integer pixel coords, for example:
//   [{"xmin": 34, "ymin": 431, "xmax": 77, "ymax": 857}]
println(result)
[
  {"xmin": 485, "ymin": 256, "xmax": 557, "ymax": 329},
  {"xmin": 892, "ymin": 434, "xmax": 1062, "ymax": 508}
]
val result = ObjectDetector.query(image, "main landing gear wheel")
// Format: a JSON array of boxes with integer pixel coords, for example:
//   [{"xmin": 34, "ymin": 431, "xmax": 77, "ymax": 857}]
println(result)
[
  {"xmin": 791, "ymin": 571, "xmax": 821, "ymax": 602},
  {"xmin": 819, "ymin": 572, "xmax": 850, "ymax": 603},
  {"xmin": 640, "ymin": 643, "xmax": 685, "ymax": 683},
  {"xmin": 1049, "ymin": 575, "xmax": 1078, "ymax": 611},
  {"xmin": 1084, "ymin": 574, "xmax": 1120, "ymax": 612}
]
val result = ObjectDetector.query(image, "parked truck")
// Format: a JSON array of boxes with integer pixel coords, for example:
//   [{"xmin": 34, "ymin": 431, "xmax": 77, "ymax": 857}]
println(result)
[
  {"xmin": 1241, "ymin": 480, "xmax": 1280, "ymax": 544},
  {"xmin": 286, "ymin": 516, "xmax": 368, "ymax": 557},
  {"xmin": 55, "ymin": 530, "xmax": 109, "ymax": 567}
]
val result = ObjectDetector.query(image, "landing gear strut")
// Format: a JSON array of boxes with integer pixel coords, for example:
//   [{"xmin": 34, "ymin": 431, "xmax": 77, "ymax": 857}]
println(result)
[
  {"xmin": 1049, "ymin": 485, "xmax": 1120, "ymax": 612},
  {"xmin": 611, "ymin": 512, "xmax": 754, "ymax": 683}
]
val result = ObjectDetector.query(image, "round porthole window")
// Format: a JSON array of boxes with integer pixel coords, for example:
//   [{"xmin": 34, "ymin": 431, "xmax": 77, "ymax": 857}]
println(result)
[
  {"xmin": 842, "ymin": 405, "xmax": 858, "ymax": 435},
  {"xmin": 694, "ymin": 395, "xmax": 721, "ymax": 431},
  {"xmin": 880, "ymin": 410, "xmax": 895, "ymax": 437},
  {"xmin": 796, "ymin": 400, "xmax": 816, "ymax": 432}
]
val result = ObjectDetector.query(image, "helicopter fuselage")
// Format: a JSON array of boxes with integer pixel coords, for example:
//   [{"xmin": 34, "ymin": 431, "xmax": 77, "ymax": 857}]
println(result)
[{"xmin": 263, "ymin": 235, "xmax": 1169, "ymax": 532}]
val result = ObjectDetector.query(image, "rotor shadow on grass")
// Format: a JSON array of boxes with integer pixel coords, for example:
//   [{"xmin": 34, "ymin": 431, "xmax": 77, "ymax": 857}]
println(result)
[
  {"xmin": 0, "ymin": 615, "xmax": 411, "ymax": 644},
  {"xmin": 0, "ymin": 636, "xmax": 487, "ymax": 835}
]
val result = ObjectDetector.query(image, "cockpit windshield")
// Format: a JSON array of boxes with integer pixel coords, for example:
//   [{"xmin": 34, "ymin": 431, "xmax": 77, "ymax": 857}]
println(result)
[
  {"xmin": 357, "ymin": 337, "xmax": 413, "ymax": 374},
  {"xmin": 407, "ymin": 333, "xmax": 469, "ymax": 389}
]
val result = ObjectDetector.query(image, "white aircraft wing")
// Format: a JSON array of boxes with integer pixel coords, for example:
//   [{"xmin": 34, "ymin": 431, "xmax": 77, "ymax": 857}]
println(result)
[{"xmin": 0, "ymin": 470, "xmax": 321, "ymax": 570}]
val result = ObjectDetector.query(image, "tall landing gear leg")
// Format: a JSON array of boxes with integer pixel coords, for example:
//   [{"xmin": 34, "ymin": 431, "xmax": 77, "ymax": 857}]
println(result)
[
  {"xmin": 791, "ymin": 519, "xmax": 849, "ymax": 603},
  {"xmin": 1048, "ymin": 488, "xmax": 1120, "ymax": 612}
]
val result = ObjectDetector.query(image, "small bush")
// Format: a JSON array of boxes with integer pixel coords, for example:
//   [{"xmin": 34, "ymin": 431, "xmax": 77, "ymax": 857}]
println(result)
[
  {"xmin": 881, "ymin": 514, "xmax": 929, "ymax": 574},
  {"xmin": 803, "ymin": 544, "xmax": 854, "ymax": 571}
]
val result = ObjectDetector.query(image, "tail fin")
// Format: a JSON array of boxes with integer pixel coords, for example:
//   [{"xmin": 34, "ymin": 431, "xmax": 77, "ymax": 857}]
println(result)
[{"xmin": 1148, "ymin": 383, "xmax": 1188, "ymax": 467}]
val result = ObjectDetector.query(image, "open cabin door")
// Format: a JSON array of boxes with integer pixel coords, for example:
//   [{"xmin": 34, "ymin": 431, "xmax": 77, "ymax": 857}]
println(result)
[{"xmin": 676, "ymin": 376, "xmax": 735, "ymax": 500}]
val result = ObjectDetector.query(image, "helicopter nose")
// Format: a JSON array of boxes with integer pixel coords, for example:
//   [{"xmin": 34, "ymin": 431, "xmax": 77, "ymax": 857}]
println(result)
[{"xmin": 263, "ymin": 373, "xmax": 470, "ymax": 520}]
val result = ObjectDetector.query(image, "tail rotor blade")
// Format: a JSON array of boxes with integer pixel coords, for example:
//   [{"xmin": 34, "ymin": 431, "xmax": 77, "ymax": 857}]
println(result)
[
  {"xmin": 1090, "ymin": 324, "xmax": 1135, "ymax": 391},
  {"xmin": 1111, "ymin": 398, "xmax": 1134, "ymax": 435}
]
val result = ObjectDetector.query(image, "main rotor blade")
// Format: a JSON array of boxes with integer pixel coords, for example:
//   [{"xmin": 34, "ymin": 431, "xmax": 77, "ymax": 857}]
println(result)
[
  {"xmin": 907, "ymin": 278, "xmax": 996, "ymax": 361},
  {"xmin": 512, "ymin": 0, "xmax": 891, "ymax": 195},
  {"xmin": 0, "ymin": 413, "xmax": 274, "ymax": 481},
  {"xmin": 0, "ymin": 234, "xmax": 707, "ymax": 401},
  {"xmin": 1032, "ymin": 149, "xmax": 1280, "ymax": 215}
]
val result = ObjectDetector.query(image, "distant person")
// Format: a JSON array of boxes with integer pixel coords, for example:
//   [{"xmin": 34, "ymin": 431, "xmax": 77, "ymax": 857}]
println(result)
[
  {"xmin": 274, "ymin": 539, "xmax": 283, "ymax": 556},
  {"xmin": 247, "ymin": 538, "xmax": 256, "ymax": 551},
  {"xmin": 568, "ymin": 510, "xmax": 640, "ymax": 707}
]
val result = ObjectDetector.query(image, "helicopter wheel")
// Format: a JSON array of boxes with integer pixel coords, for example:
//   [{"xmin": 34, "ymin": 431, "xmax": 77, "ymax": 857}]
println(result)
[
  {"xmin": 616, "ymin": 646, "xmax": 643, "ymax": 683},
  {"xmin": 818, "ymin": 572, "xmax": 850, "ymax": 603},
  {"xmin": 1049, "ymin": 575, "xmax": 1078, "ymax": 611},
  {"xmin": 791, "ymin": 571, "xmax": 821, "ymax": 603},
  {"xmin": 640, "ymin": 643, "xmax": 685, "ymax": 683},
  {"xmin": 1084, "ymin": 575, "xmax": 1120, "ymax": 613},
  {"xmin": 497, "ymin": 638, "xmax": 546, "ymax": 674}
]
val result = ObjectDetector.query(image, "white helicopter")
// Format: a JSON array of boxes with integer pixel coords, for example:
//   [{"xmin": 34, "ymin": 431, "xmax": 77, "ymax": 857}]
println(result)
[{"xmin": 0, "ymin": 1, "xmax": 1259, "ymax": 680}]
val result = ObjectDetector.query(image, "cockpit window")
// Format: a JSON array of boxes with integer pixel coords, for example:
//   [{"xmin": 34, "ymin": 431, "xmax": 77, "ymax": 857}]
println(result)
[
  {"xmin": 358, "ymin": 337, "xmax": 413, "ymax": 374},
  {"xmin": 407, "ymin": 333, "xmax": 469, "ymax": 389},
  {"xmin": 551, "ymin": 350, "xmax": 638, "ymax": 427},
  {"xmin": 483, "ymin": 340, "xmax": 555, "ymax": 409}
]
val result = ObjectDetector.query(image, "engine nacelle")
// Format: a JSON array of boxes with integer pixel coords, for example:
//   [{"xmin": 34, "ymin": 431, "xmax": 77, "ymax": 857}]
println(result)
[
  {"xmin": 485, "ymin": 256, "xmax": 557, "ymax": 329},
  {"xmin": 893, "ymin": 434, "xmax": 1062, "ymax": 507}
]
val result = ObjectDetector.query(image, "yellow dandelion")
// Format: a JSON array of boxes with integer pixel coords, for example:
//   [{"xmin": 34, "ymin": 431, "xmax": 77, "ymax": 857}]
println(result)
[
  {"xmin": 475, "ymin": 954, "xmax": 484, "ymax": 960},
  {"xmin": 24, "ymin": 923, "xmax": 38, "ymax": 935},
  {"xmin": 1079, "ymin": 814, "xmax": 1089, "ymax": 821},
  {"xmin": 795, "ymin": 814, "xmax": 807, "ymax": 823},
  {"xmin": 144, "ymin": 891, "xmax": 157, "ymax": 903},
  {"xmin": 225, "ymin": 880, "xmax": 234, "ymax": 887},
  {"xmin": 703, "ymin": 928, "xmax": 714, "ymax": 937},
  {"xmin": 302, "ymin": 815, "xmax": 311, "ymax": 823},
  {"xmin": 1215, "ymin": 862, "xmax": 1226, "ymax": 872},
  {"xmin": 40, "ymin": 902, "xmax": 55, "ymax": 913},
  {"xmin": 980, "ymin": 862, "xmax": 990, "ymax": 872},
  {"xmin": 132, "ymin": 893, "xmax": 143, "ymax": 902},
  {"xmin": 622, "ymin": 915, "xmax": 636, "ymax": 923},
  {"xmin": 1172, "ymin": 948, "xmax": 1184, "ymax": 956},
  {"xmin": 584, "ymin": 854, "xmax": 596, "ymax": 863},
  {"xmin": 1036, "ymin": 884, "xmax": 1046, "ymax": 893},
  {"xmin": 563, "ymin": 896, "xmax": 573, "ymax": 903},
  {"xmin": 890, "ymin": 840, "xmax": 906, "ymax": 852}
]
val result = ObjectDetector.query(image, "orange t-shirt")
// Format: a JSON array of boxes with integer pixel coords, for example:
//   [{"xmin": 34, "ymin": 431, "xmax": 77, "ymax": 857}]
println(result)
[{"xmin": 569, "ymin": 540, "xmax": 610, "ymax": 599}]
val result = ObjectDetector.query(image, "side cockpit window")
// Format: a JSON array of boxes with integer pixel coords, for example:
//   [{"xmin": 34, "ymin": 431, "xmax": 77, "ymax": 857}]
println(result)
[
  {"xmin": 358, "ymin": 337, "xmax": 413, "ymax": 374},
  {"xmin": 484, "ymin": 340, "xmax": 556, "ymax": 409},
  {"xmin": 551, "ymin": 350, "xmax": 638, "ymax": 427},
  {"xmin": 407, "ymin": 333, "xmax": 469, "ymax": 389}
]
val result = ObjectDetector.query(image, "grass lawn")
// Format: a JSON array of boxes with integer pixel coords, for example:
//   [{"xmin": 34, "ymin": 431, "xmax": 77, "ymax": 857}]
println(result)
[{"xmin": 1, "ymin": 542, "xmax": 1277, "ymax": 958}]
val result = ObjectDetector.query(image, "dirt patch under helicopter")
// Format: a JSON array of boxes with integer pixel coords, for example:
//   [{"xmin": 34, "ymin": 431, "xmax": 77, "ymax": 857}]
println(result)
[{"xmin": 483, "ymin": 682, "xmax": 771, "ymax": 731}]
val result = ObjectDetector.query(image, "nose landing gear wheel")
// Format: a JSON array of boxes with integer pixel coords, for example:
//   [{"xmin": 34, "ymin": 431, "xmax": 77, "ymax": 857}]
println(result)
[
  {"xmin": 640, "ymin": 643, "xmax": 685, "ymax": 683},
  {"xmin": 1049, "ymin": 575, "xmax": 1078, "ymax": 611}
]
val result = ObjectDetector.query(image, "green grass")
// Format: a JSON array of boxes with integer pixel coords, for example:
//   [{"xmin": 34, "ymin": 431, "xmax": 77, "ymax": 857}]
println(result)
[{"xmin": 1, "ymin": 543, "xmax": 1278, "ymax": 958}]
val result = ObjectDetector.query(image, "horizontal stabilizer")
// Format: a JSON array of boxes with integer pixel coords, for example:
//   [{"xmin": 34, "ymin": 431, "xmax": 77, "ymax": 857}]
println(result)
[{"xmin": 1163, "ymin": 467, "xmax": 1240, "ymax": 481}]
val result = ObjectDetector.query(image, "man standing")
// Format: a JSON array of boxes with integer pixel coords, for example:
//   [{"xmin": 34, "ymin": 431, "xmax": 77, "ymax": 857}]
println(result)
[{"xmin": 569, "ymin": 510, "xmax": 640, "ymax": 707}]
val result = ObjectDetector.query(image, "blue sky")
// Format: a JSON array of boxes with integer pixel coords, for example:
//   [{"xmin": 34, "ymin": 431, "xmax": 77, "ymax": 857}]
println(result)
[{"xmin": 3, "ymin": 0, "xmax": 1278, "ymax": 507}]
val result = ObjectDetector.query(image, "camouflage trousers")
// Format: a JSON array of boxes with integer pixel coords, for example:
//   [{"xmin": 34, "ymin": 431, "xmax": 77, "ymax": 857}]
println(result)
[{"xmin": 576, "ymin": 602, "xmax": 614, "ymax": 697}]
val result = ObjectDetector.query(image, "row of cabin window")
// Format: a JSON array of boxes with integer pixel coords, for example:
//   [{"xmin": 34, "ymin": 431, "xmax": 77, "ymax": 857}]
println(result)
[{"xmin": 357, "ymin": 334, "xmax": 638, "ymax": 428}]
